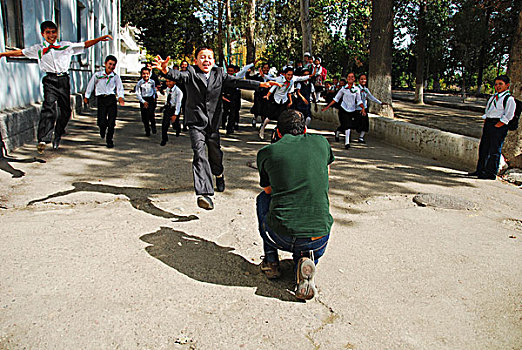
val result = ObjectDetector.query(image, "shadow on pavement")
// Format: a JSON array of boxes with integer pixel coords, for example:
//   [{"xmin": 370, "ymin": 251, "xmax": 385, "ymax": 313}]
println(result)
[
  {"xmin": 27, "ymin": 181, "xmax": 199, "ymax": 222},
  {"xmin": 140, "ymin": 226, "xmax": 303, "ymax": 302}
]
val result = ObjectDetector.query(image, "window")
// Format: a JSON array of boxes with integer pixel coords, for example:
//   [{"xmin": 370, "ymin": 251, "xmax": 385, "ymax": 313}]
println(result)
[
  {"xmin": 76, "ymin": 1, "xmax": 85, "ymax": 42},
  {"xmin": 1, "ymin": 0, "xmax": 24, "ymax": 49},
  {"xmin": 54, "ymin": 0, "xmax": 61, "ymax": 34}
]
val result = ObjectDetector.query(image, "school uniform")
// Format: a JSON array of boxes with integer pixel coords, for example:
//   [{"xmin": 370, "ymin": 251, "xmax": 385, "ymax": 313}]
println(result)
[
  {"xmin": 268, "ymin": 75, "xmax": 310, "ymax": 121},
  {"xmin": 355, "ymin": 85, "xmax": 381, "ymax": 133},
  {"xmin": 22, "ymin": 40, "xmax": 85, "ymax": 144},
  {"xmin": 85, "ymin": 70, "xmax": 125, "ymax": 146},
  {"xmin": 474, "ymin": 90, "xmax": 516, "ymax": 178},
  {"xmin": 250, "ymin": 73, "xmax": 276, "ymax": 121},
  {"xmin": 295, "ymin": 81, "xmax": 315, "ymax": 123},
  {"xmin": 161, "ymin": 85, "xmax": 183, "ymax": 142},
  {"xmin": 136, "ymin": 78, "xmax": 157, "ymax": 135},
  {"xmin": 161, "ymin": 65, "xmax": 260, "ymax": 196},
  {"xmin": 333, "ymin": 85, "xmax": 363, "ymax": 145}
]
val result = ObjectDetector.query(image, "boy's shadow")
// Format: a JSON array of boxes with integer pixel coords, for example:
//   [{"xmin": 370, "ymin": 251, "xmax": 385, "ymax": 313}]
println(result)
[
  {"xmin": 140, "ymin": 227, "xmax": 301, "ymax": 302},
  {"xmin": 0, "ymin": 140, "xmax": 46, "ymax": 178},
  {"xmin": 27, "ymin": 181, "xmax": 198, "ymax": 222}
]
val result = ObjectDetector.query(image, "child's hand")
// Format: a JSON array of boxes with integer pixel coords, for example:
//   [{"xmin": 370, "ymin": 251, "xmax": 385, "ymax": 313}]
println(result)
[
  {"xmin": 153, "ymin": 55, "xmax": 170, "ymax": 74},
  {"xmin": 83, "ymin": 97, "xmax": 89, "ymax": 105},
  {"xmin": 263, "ymin": 95, "xmax": 270, "ymax": 100},
  {"xmin": 99, "ymin": 35, "xmax": 113, "ymax": 42},
  {"xmin": 222, "ymin": 96, "xmax": 231, "ymax": 103},
  {"xmin": 494, "ymin": 121, "xmax": 505, "ymax": 128},
  {"xmin": 144, "ymin": 101, "xmax": 149, "ymax": 109},
  {"xmin": 171, "ymin": 115, "xmax": 178, "ymax": 123},
  {"xmin": 118, "ymin": 98, "xmax": 125, "ymax": 106},
  {"xmin": 361, "ymin": 109, "xmax": 367, "ymax": 116},
  {"xmin": 265, "ymin": 81, "xmax": 282, "ymax": 88},
  {"xmin": 322, "ymin": 106, "xmax": 329, "ymax": 112}
]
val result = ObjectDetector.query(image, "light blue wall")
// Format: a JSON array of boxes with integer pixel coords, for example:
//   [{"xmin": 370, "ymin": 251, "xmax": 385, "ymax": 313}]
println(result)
[{"xmin": 0, "ymin": 0, "xmax": 119, "ymax": 110}]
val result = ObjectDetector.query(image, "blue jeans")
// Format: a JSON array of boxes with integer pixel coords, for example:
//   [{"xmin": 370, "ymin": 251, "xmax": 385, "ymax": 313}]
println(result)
[{"xmin": 256, "ymin": 191, "xmax": 329, "ymax": 266}]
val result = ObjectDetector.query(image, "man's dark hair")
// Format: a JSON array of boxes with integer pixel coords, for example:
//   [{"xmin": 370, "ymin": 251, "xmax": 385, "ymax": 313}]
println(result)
[
  {"xmin": 195, "ymin": 46, "xmax": 214, "ymax": 58},
  {"xmin": 495, "ymin": 75, "xmax": 510, "ymax": 84},
  {"xmin": 283, "ymin": 67, "xmax": 294, "ymax": 74},
  {"xmin": 105, "ymin": 55, "xmax": 117, "ymax": 64},
  {"xmin": 40, "ymin": 21, "xmax": 57, "ymax": 33},
  {"xmin": 141, "ymin": 67, "xmax": 150, "ymax": 74},
  {"xmin": 277, "ymin": 109, "xmax": 305, "ymax": 136}
]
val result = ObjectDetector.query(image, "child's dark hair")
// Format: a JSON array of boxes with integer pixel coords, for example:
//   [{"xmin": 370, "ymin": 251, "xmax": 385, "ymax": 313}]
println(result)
[
  {"xmin": 40, "ymin": 21, "xmax": 57, "ymax": 33},
  {"xmin": 277, "ymin": 109, "xmax": 305, "ymax": 136},
  {"xmin": 195, "ymin": 47, "xmax": 214, "ymax": 57},
  {"xmin": 141, "ymin": 67, "xmax": 150, "ymax": 74},
  {"xmin": 283, "ymin": 67, "xmax": 294, "ymax": 74},
  {"xmin": 105, "ymin": 55, "xmax": 117, "ymax": 64},
  {"xmin": 340, "ymin": 78, "xmax": 347, "ymax": 83},
  {"xmin": 494, "ymin": 75, "xmax": 510, "ymax": 84},
  {"xmin": 173, "ymin": 64, "xmax": 179, "ymax": 70}
]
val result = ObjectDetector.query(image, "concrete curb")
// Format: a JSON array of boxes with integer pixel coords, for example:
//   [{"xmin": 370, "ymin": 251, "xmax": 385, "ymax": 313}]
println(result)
[
  {"xmin": 242, "ymin": 90, "xmax": 479, "ymax": 169},
  {"xmin": 0, "ymin": 93, "xmax": 84, "ymax": 154}
]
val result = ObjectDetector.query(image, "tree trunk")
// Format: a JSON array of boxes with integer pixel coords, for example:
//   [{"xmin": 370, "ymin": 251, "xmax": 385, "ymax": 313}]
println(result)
[
  {"xmin": 503, "ymin": 7, "xmax": 522, "ymax": 168},
  {"xmin": 414, "ymin": 1, "xmax": 427, "ymax": 104},
  {"xmin": 476, "ymin": 9, "xmax": 492, "ymax": 95},
  {"xmin": 225, "ymin": 0, "xmax": 232, "ymax": 65},
  {"xmin": 217, "ymin": 0, "xmax": 224, "ymax": 66},
  {"xmin": 368, "ymin": 0, "xmax": 394, "ymax": 118},
  {"xmin": 433, "ymin": 71, "xmax": 440, "ymax": 92},
  {"xmin": 245, "ymin": 0, "xmax": 256, "ymax": 63},
  {"xmin": 300, "ymin": 0, "xmax": 312, "ymax": 57}
]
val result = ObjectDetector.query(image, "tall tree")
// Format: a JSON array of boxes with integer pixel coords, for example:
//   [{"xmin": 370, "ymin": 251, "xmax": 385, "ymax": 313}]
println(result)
[
  {"xmin": 369, "ymin": 0, "xmax": 394, "ymax": 117},
  {"xmin": 414, "ymin": 0, "xmax": 427, "ymax": 104},
  {"xmin": 502, "ymin": 5, "xmax": 522, "ymax": 168},
  {"xmin": 300, "ymin": 0, "xmax": 312, "ymax": 56},
  {"xmin": 245, "ymin": 0, "xmax": 256, "ymax": 63},
  {"xmin": 225, "ymin": 0, "xmax": 232, "ymax": 64}
]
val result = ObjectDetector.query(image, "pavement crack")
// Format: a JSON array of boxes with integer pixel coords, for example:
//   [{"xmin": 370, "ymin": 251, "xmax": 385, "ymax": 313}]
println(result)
[{"xmin": 305, "ymin": 297, "xmax": 341, "ymax": 349}]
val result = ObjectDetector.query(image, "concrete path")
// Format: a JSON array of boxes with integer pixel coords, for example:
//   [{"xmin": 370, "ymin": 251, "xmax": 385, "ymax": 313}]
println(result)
[
  {"xmin": 392, "ymin": 90, "xmax": 487, "ymax": 113},
  {"xmin": 1, "ymin": 94, "xmax": 521, "ymax": 349}
]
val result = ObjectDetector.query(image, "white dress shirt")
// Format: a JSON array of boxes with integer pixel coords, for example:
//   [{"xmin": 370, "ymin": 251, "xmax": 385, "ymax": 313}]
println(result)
[
  {"xmin": 135, "ymin": 79, "xmax": 156, "ymax": 103},
  {"xmin": 269, "ymin": 75, "xmax": 309, "ymax": 104},
  {"xmin": 483, "ymin": 90, "xmax": 517, "ymax": 125},
  {"xmin": 166, "ymin": 85, "xmax": 184, "ymax": 115},
  {"xmin": 22, "ymin": 40, "xmax": 85, "ymax": 74},
  {"xmin": 84, "ymin": 70, "xmax": 125, "ymax": 99},
  {"xmin": 356, "ymin": 85, "xmax": 382, "ymax": 110},
  {"xmin": 333, "ymin": 85, "xmax": 363, "ymax": 112},
  {"xmin": 235, "ymin": 63, "xmax": 254, "ymax": 79}
]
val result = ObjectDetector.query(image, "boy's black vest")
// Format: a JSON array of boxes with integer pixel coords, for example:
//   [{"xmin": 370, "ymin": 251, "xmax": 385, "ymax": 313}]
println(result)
[{"xmin": 502, "ymin": 94, "xmax": 522, "ymax": 131}]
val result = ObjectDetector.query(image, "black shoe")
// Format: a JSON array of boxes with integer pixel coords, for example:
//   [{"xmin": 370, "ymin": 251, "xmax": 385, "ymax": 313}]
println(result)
[
  {"xmin": 197, "ymin": 195, "xmax": 214, "ymax": 210},
  {"xmin": 106, "ymin": 140, "xmax": 114, "ymax": 148},
  {"xmin": 478, "ymin": 173, "xmax": 496, "ymax": 180},
  {"xmin": 176, "ymin": 130, "xmax": 180, "ymax": 137},
  {"xmin": 357, "ymin": 138, "xmax": 366, "ymax": 144},
  {"xmin": 52, "ymin": 136, "xmax": 61, "ymax": 150},
  {"xmin": 344, "ymin": 144, "xmax": 350, "ymax": 149},
  {"xmin": 234, "ymin": 124, "xmax": 239, "ymax": 131},
  {"xmin": 335, "ymin": 131, "xmax": 340, "ymax": 142},
  {"xmin": 151, "ymin": 128, "xmax": 157, "ymax": 134},
  {"xmin": 216, "ymin": 175, "xmax": 225, "ymax": 192},
  {"xmin": 467, "ymin": 171, "xmax": 480, "ymax": 177},
  {"xmin": 145, "ymin": 130, "xmax": 151, "ymax": 137},
  {"xmin": 226, "ymin": 129, "xmax": 234, "ymax": 135},
  {"xmin": 160, "ymin": 140, "xmax": 167, "ymax": 146},
  {"xmin": 100, "ymin": 128, "xmax": 106, "ymax": 139}
]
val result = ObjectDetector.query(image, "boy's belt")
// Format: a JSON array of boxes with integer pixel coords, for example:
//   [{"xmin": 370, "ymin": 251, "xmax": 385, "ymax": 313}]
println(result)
[{"xmin": 46, "ymin": 72, "xmax": 68, "ymax": 77}]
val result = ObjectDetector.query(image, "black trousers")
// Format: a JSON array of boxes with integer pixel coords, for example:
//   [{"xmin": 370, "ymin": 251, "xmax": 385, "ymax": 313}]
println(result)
[
  {"xmin": 161, "ymin": 107, "xmax": 181, "ymax": 141},
  {"xmin": 222, "ymin": 97, "xmax": 240, "ymax": 132},
  {"xmin": 355, "ymin": 110, "xmax": 369, "ymax": 133},
  {"xmin": 189, "ymin": 127, "xmax": 223, "ymax": 196},
  {"xmin": 140, "ymin": 97, "xmax": 156, "ymax": 133},
  {"xmin": 97, "ymin": 95, "xmax": 117, "ymax": 142},
  {"xmin": 39, "ymin": 74, "xmax": 71, "ymax": 142},
  {"xmin": 336, "ymin": 109, "xmax": 359, "ymax": 132},
  {"xmin": 475, "ymin": 119, "xmax": 509, "ymax": 177}
]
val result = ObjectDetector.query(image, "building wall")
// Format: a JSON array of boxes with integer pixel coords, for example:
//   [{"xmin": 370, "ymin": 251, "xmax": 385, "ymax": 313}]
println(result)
[{"xmin": 0, "ymin": 0, "xmax": 120, "ymax": 110}]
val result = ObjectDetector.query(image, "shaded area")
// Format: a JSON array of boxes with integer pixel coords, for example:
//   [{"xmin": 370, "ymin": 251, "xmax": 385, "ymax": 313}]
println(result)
[
  {"xmin": 27, "ymin": 181, "xmax": 198, "ymax": 222},
  {"xmin": 0, "ymin": 143, "xmax": 45, "ymax": 178},
  {"xmin": 140, "ymin": 226, "xmax": 302, "ymax": 302}
]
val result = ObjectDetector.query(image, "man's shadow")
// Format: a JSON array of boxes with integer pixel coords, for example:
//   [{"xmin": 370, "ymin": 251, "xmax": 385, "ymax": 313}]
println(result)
[
  {"xmin": 27, "ymin": 181, "xmax": 198, "ymax": 222},
  {"xmin": 0, "ymin": 139, "xmax": 46, "ymax": 178},
  {"xmin": 140, "ymin": 227, "xmax": 302, "ymax": 302}
]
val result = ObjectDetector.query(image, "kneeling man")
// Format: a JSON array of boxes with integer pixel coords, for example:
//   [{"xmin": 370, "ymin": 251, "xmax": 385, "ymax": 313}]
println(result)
[{"xmin": 256, "ymin": 109, "xmax": 334, "ymax": 300}]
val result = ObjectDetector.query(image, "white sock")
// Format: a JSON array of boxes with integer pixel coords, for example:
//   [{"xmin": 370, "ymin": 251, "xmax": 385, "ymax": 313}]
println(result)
[
  {"xmin": 306, "ymin": 117, "xmax": 311, "ymax": 126},
  {"xmin": 345, "ymin": 129, "xmax": 351, "ymax": 144},
  {"xmin": 359, "ymin": 131, "xmax": 366, "ymax": 139}
]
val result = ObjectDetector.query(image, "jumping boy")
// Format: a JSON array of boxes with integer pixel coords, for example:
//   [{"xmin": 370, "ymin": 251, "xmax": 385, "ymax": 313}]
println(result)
[
  {"xmin": 136, "ymin": 67, "xmax": 157, "ymax": 136},
  {"xmin": 469, "ymin": 75, "xmax": 516, "ymax": 180},
  {"xmin": 322, "ymin": 72, "xmax": 365, "ymax": 149},
  {"xmin": 295, "ymin": 68, "xmax": 317, "ymax": 127},
  {"xmin": 160, "ymin": 76, "xmax": 183, "ymax": 146},
  {"xmin": 0, "ymin": 21, "xmax": 112, "ymax": 153},
  {"xmin": 153, "ymin": 48, "xmax": 281, "ymax": 210},
  {"xmin": 83, "ymin": 55, "xmax": 125, "ymax": 148}
]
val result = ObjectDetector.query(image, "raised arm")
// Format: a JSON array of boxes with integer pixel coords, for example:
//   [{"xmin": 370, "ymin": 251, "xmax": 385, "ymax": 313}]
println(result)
[
  {"xmin": 84, "ymin": 35, "xmax": 112, "ymax": 49},
  {"xmin": 0, "ymin": 49, "xmax": 24, "ymax": 59}
]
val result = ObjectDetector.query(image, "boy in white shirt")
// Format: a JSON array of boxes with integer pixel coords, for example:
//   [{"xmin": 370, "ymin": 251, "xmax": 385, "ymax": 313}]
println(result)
[
  {"xmin": 0, "ymin": 21, "xmax": 111, "ymax": 153},
  {"xmin": 84, "ymin": 55, "xmax": 125, "ymax": 148},
  {"xmin": 136, "ymin": 67, "xmax": 158, "ymax": 136},
  {"xmin": 322, "ymin": 72, "xmax": 365, "ymax": 149},
  {"xmin": 469, "ymin": 75, "xmax": 516, "ymax": 180},
  {"xmin": 160, "ymin": 76, "xmax": 184, "ymax": 146}
]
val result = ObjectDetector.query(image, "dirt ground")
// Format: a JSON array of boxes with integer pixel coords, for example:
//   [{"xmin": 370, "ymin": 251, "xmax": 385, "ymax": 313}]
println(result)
[{"xmin": 0, "ymin": 93, "xmax": 521, "ymax": 349}]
